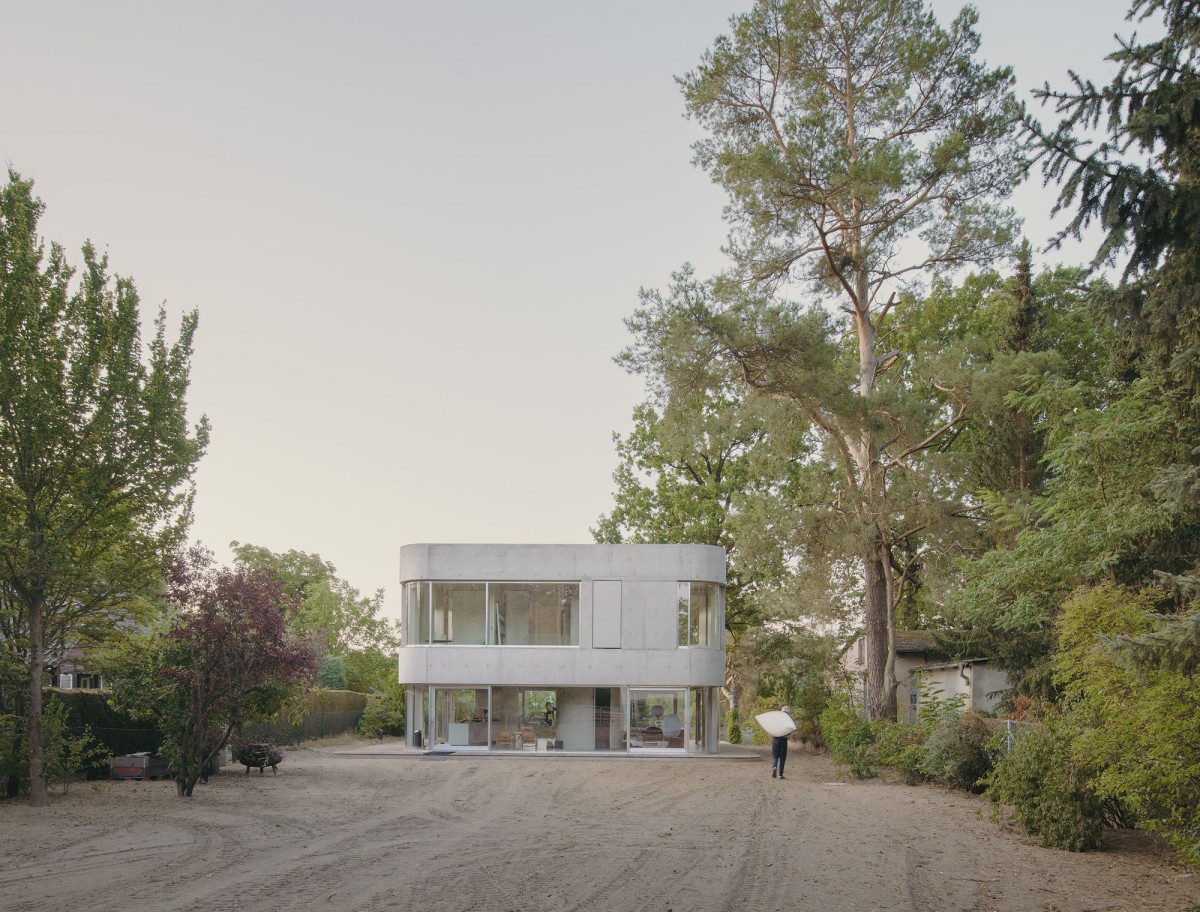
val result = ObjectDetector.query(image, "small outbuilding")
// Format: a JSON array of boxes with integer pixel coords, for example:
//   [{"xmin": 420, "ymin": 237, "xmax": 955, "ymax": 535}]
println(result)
[{"xmin": 840, "ymin": 630, "xmax": 1010, "ymax": 721}]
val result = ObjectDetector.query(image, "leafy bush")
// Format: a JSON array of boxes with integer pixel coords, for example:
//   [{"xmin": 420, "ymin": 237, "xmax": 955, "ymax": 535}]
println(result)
[
  {"xmin": 921, "ymin": 713, "xmax": 993, "ymax": 792},
  {"xmin": 41, "ymin": 697, "xmax": 111, "ymax": 791},
  {"xmin": 0, "ymin": 714, "xmax": 25, "ymax": 797},
  {"xmin": 358, "ymin": 685, "xmax": 405, "ymax": 736},
  {"xmin": 764, "ymin": 675, "xmax": 830, "ymax": 748},
  {"xmin": 342, "ymin": 649, "xmax": 398, "ymax": 694},
  {"xmin": 1052, "ymin": 583, "xmax": 1200, "ymax": 865},
  {"xmin": 872, "ymin": 720, "xmax": 926, "ymax": 785},
  {"xmin": 726, "ymin": 716, "xmax": 742, "ymax": 744},
  {"xmin": 820, "ymin": 693, "xmax": 877, "ymax": 778},
  {"xmin": 983, "ymin": 717, "xmax": 1105, "ymax": 851}
]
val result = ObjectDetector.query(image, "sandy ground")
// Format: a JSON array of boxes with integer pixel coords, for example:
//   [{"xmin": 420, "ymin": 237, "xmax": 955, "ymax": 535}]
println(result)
[{"xmin": 1, "ymin": 742, "xmax": 1197, "ymax": 912}]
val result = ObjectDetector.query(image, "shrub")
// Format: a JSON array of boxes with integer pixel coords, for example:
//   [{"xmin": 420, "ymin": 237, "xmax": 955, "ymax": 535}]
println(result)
[
  {"xmin": 820, "ymin": 693, "xmax": 877, "ymax": 778},
  {"xmin": 0, "ymin": 714, "xmax": 25, "ymax": 797},
  {"xmin": 41, "ymin": 697, "xmax": 111, "ymax": 791},
  {"xmin": 921, "ymin": 713, "xmax": 993, "ymax": 792},
  {"xmin": 872, "ymin": 720, "xmax": 926, "ymax": 785},
  {"xmin": 784, "ymin": 675, "xmax": 830, "ymax": 748},
  {"xmin": 983, "ymin": 717, "xmax": 1105, "ymax": 851},
  {"xmin": 358, "ymin": 685, "xmax": 405, "ymax": 737},
  {"xmin": 1052, "ymin": 584, "xmax": 1200, "ymax": 865},
  {"xmin": 726, "ymin": 716, "xmax": 742, "ymax": 744}
]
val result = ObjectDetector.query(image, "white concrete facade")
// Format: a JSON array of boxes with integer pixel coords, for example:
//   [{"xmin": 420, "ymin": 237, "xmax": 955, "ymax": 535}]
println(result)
[{"xmin": 398, "ymin": 543, "xmax": 726, "ymax": 754}]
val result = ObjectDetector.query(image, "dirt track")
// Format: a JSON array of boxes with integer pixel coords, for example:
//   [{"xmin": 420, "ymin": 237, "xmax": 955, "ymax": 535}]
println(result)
[{"xmin": 1, "ymin": 744, "xmax": 1197, "ymax": 912}]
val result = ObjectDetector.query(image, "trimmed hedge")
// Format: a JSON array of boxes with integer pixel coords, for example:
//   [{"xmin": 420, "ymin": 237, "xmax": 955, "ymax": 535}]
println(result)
[
  {"xmin": 47, "ymin": 688, "xmax": 161, "ymax": 757},
  {"xmin": 240, "ymin": 689, "xmax": 368, "ymax": 744}
]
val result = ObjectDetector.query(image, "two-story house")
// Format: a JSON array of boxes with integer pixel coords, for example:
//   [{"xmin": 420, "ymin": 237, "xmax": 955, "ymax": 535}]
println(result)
[{"xmin": 398, "ymin": 543, "xmax": 725, "ymax": 754}]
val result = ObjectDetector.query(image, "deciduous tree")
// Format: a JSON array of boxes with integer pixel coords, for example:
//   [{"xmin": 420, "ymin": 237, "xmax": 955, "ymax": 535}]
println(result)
[
  {"xmin": 104, "ymin": 548, "xmax": 319, "ymax": 797},
  {"xmin": 0, "ymin": 172, "xmax": 208, "ymax": 805},
  {"xmin": 230, "ymin": 543, "xmax": 398, "ymax": 655}
]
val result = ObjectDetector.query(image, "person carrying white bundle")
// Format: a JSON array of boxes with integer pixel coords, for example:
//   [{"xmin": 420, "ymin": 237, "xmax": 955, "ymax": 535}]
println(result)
[{"xmin": 770, "ymin": 705, "xmax": 794, "ymax": 779}]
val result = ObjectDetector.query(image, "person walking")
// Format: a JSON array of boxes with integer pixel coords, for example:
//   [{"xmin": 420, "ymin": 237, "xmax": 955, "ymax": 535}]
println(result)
[{"xmin": 771, "ymin": 705, "xmax": 794, "ymax": 779}]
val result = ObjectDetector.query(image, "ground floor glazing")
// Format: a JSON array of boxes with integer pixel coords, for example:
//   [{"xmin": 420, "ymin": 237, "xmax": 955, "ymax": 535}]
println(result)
[{"xmin": 405, "ymin": 685, "xmax": 719, "ymax": 754}]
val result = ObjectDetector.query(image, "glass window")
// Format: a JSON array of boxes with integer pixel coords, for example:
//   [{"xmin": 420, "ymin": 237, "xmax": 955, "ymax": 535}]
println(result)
[
  {"xmin": 678, "ymin": 582, "xmax": 690, "ymax": 647},
  {"xmin": 689, "ymin": 687, "xmax": 708, "ymax": 753},
  {"xmin": 678, "ymin": 582, "xmax": 724, "ymax": 647},
  {"xmin": 489, "ymin": 583, "xmax": 579, "ymax": 646},
  {"xmin": 430, "ymin": 582, "xmax": 486, "ymax": 645},
  {"xmin": 432, "ymin": 687, "xmax": 488, "ymax": 747},
  {"xmin": 404, "ymin": 581, "xmax": 430, "ymax": 645},
  {"xmin": 629, "ymin": 689, "xmax": 686, "ymax": 750},
  {"xmin": 490, "ymin": 688, "xmax": 558, "ymax": 749}
]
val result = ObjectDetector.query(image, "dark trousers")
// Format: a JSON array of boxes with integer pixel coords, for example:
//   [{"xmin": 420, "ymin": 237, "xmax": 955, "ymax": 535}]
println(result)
[{"xmin": 771, "ymin": 736, "xmax": 788, "ymax": 775}]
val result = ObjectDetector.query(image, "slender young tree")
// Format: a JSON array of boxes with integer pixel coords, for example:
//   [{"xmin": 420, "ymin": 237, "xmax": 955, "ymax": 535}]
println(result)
[
  {"xmin": 667, "ymin": 0, "xmax": 1024, "ymax": 720},
  {"xmin": 0, "ymin": 172, "xmax": 208, "ymax": 805}
]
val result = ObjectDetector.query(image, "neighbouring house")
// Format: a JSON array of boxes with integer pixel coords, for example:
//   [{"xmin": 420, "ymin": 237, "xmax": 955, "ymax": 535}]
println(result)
[
  {"xmin": 49, "ymin": 644, "xmax": 104, "ymax": 690},
  {"xmin": 398, "ymin": 543, "xmax": 726, "ymax": 754},
  {"xmin": 839, "ymin": 630, "xmax": 1009, "ymax": 722}
]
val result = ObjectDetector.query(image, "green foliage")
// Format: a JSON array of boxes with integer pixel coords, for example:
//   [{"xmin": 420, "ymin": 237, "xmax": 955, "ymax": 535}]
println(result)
[
  {"xmin": 231, "ymin": 543, "xmax": 399, "ymax": 654},
  {"xmin": 1028, "ymin": 0, "xmax": 1200, "ymax": 281},
  {"xmin": 40, "ymin": 697, "xmax": 111, "ymax": 792},
  {"xmin": 746, "ymin": 626, "xmax": 835, "ymax": 745},
  {"xmin": 907, "ymin": 686, "xmax": 996, "ymax": 792},
  {"xmin": 342, "ymin": 649, "xmax": 397, "ymax": 695},
  {"xmin": 0, "ymin": 170, "xmax": 208, "ymax": 805},
  {"xmin": 821, "ymin": 683, "xmax": 996, "ymax": 792},
  {"xmin": 358, "ymin": 685, "xmax": 405, "ymax": 737},
  {"xmin": 1052, "ymin": 583, "xmax": 1200, "ymax": 865},
  {"xmin": 819, "ymin": 692, "xmax": 877, "ymax": 779},
  {"xmin": 319, "ymin": 655, "xmax": 348, "ymax": 690},
  {"xmin": 920, "ymin": 713, "xmax": 992, "ymax": 793},
  {"xmin": 628, "ymin": 0, "xmax": 1026, "ymax": 721},
  {"xmin": 947, "ymin": 375, "xmax": 1189, "ymax": 687},
  {"xmin": 726, "ymin": 716, "xmax": 742, "ymax": 745},
  {"xmin": 103, "ymin": 549, "xmax": 319, "ymax": 797},
  {"xmin": 871, "ymin": 722, "xmax": 926, "ymax": 785},
  {"xmin": 983, "ymin": 716, "xmax": 1105, "ymax": 852},
  {"xmin": 0, "ymin": 714, "xmax": 25, "ymax": 797}
]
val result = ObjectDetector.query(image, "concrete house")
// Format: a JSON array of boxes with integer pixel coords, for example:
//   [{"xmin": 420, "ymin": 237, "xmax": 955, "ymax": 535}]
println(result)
[
  {"xmin": 398, "ymin": 543, "xmax": 726, "ymax": 754},
  {"xmin": 840, "ymin": 631, "xmax": 1009, "ymax": 722}
]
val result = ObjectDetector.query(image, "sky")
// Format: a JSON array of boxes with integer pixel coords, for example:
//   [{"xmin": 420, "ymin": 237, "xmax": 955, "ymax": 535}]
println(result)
[{"xmin": 2, "ymin": 1, "xmax": 1145, "ymax": 621}]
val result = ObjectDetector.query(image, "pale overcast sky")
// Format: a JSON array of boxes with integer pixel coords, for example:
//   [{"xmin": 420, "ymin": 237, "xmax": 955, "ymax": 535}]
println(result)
[{"xmin": 2, "ymin": 1, "xmax": 1140, "ymax": 620}]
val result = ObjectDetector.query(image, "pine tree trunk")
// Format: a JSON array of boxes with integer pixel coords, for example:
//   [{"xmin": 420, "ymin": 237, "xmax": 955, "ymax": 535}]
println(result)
[{"xmin": 863, "ymin": 546, "xmax": 896, "ymax": 722}]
